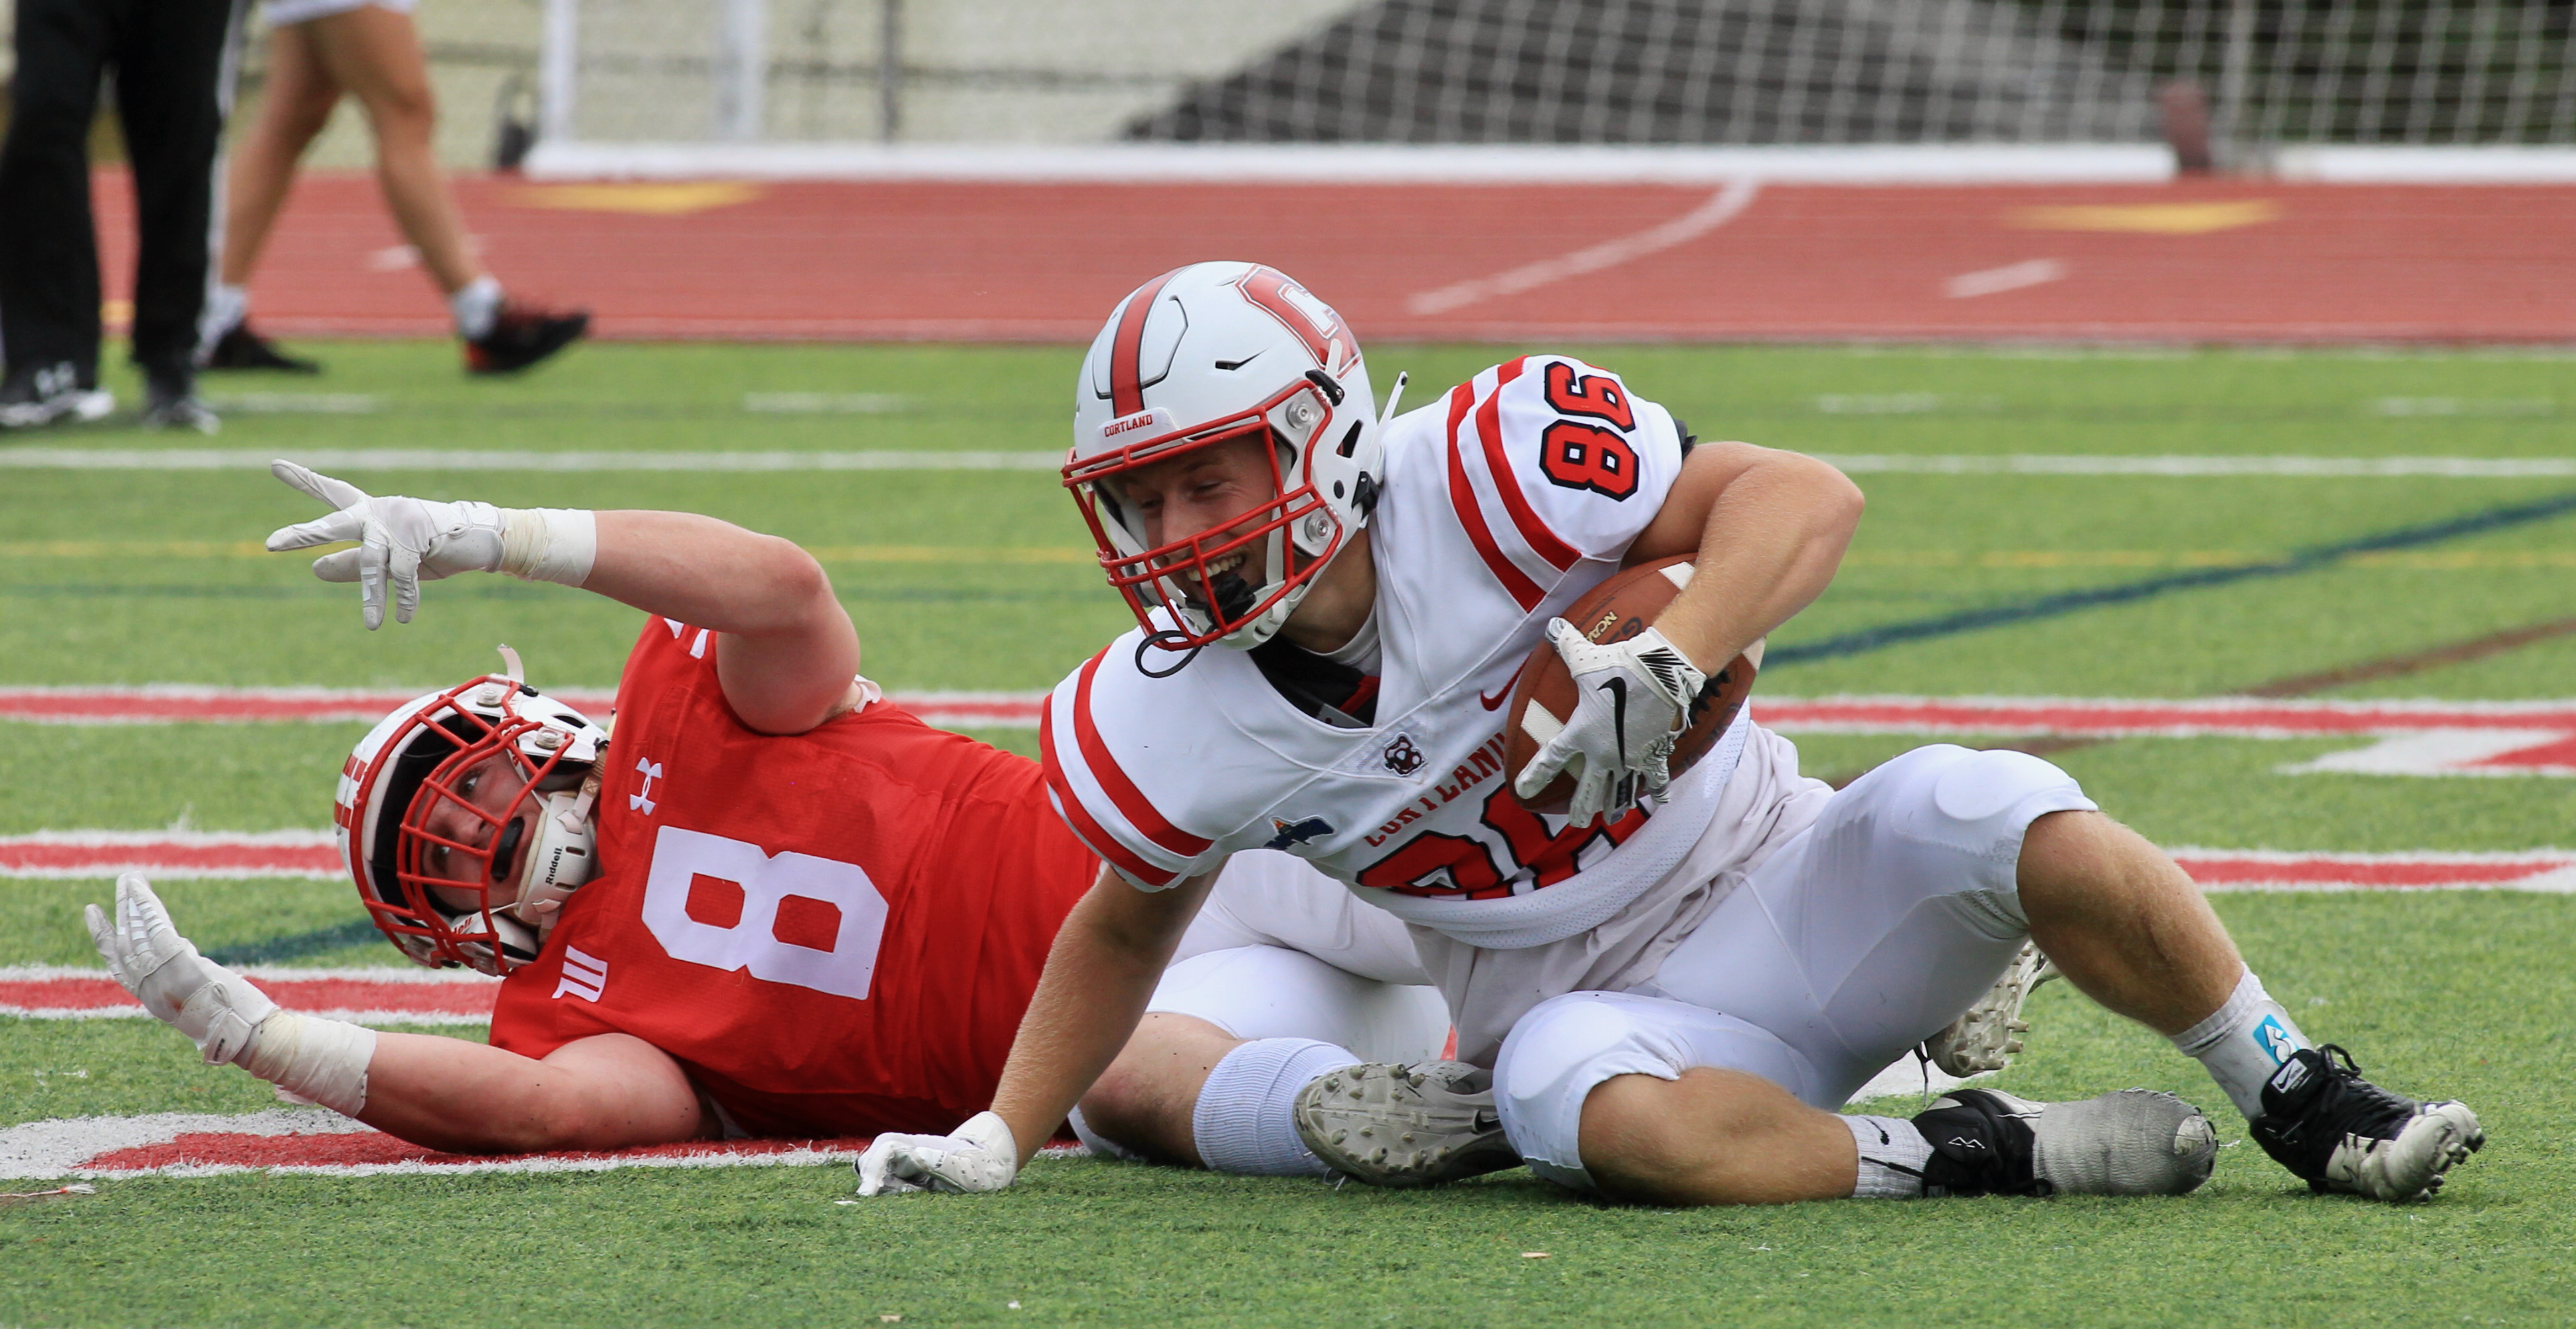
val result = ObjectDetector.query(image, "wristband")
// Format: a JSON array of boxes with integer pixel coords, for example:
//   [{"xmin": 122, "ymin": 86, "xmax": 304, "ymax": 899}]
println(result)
[{"xmin": 499, "ymin": 508, "xmax": 598, "ymax": 587}]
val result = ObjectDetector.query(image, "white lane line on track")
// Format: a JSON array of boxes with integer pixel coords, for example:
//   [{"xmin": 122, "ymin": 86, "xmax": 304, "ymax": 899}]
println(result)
[
  {"xmin": 1946, "ymin": 258, "xmax": 2069, "ymax": 299},
  {"xmin": 1407, "ymin": 177, "xmax": 1764, "ymax": 315},
  {"xmin": 2, "ymin": 449, "xmax": 2567, "ymax": 477}
]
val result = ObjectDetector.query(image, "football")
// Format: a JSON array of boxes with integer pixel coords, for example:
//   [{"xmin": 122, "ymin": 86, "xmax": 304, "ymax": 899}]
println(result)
[{"xmin": 1501, "ymin": 555, "xmax": 1762, "ymax": 815}]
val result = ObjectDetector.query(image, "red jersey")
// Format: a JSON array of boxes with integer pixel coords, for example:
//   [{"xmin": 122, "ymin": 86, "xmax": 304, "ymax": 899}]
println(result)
[{"xmin": 490, "ymin": 617, "xmax": 1097, "ymax": 1136}]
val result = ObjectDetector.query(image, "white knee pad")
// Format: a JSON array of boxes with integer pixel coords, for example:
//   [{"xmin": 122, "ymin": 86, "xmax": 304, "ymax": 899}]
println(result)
[
  {"xmin": 1491, "ymin": 991, "xmax": 1817, "ymax": 1193},
  {"xmin": 1871, "ymin": 744, "xmax": 2095, "ymax": 936},
  {"xmin": 1149, "ymin": 945, "xmax": 1449, "ymax": 1065}
]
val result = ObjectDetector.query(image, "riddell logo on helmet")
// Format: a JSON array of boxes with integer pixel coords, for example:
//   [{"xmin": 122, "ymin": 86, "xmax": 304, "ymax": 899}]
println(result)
[{"xmin": 1100, "ymin": 407, "xmax": 1172, "ymax": 441}]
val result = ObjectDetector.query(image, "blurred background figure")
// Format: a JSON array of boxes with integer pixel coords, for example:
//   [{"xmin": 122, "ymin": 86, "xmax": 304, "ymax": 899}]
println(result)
[
  {"xmin": 0, "ymin": 0, "xmax": 234, "ymax": 432},
  {"xmin": 200, "ymin": 0, "xmax": 587, "ymax": 375}
]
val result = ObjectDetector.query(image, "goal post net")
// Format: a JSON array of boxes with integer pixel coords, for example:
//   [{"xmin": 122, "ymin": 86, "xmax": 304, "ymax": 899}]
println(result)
[{"xmin": 531, "ymin": 0, "xmax": 2576, "ymax": 169}]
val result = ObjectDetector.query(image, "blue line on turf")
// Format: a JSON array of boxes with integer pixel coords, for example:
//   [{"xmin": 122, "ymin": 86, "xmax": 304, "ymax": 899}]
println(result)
[
  {"xmin": 1768, "ymin": 488, "xmax": 2576, "ymax": 668},
  {"xmin": 205, "ymin": 918, "xmax": 386, "ymax": 966}
]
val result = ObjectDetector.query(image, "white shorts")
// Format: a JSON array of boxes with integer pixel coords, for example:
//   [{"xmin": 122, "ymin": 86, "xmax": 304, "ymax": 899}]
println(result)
[
  {"xmin": 1150, "ymin": 849, "xmax": 1447, "ymax": 1065},
  {"xmin": 1490, "ymin": 744, "xmax": 2097, "ymax": 1191},
  {"xmin": 264, "ymin": 0, "xmax": 414, "ymax": 29}
]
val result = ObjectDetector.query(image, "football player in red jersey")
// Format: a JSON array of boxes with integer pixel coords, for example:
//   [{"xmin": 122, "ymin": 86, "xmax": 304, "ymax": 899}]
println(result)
[{"xmin": 85, "ymin": 460, "xmax": 1444, "ymax": 1158}]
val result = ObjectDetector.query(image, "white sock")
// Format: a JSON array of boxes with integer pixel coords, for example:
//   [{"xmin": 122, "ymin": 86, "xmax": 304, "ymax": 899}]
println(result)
[
  {"xmin": 1190, "ymin": 1037, "xmax": 1358, "ymax": 1177},
  {"xmin": 1845, "ymin": 1114, "xmax": 1933, "ymax": 1198},
  {"xmin": 450, "ymin": 276, "xmax": 504, "ymax": 340},
  {"xmin": 2171, "ymin": 968, "xmax": 2312, "ymax": 1119},
  {"xmin": 205, "ymin": 283, "xmax": 248, "ymax": 338},
  {"xmin": 240, "ymin": 1011, "xmax": 377, "ymax": 1117}
]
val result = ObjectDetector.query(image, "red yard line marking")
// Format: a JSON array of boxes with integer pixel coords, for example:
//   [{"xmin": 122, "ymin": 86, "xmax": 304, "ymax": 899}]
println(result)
[
  {"xmin": 0, "ymin": 971, "xmax": 495, "ymax": 1019},
  {"xmin": 84, "ymin": 173, "xmax": 2576, "ymax": 343},
  {"xmin": 0, "ymin": 831, "xmax": 340, "ymax": 878},
  {"xmin": 80, "ymin": 1130, "xmax": 866, "ymax": 1173},
  {"xmin": 0, "ymin": 687, "xmax": 1042, "ymax": 726}
]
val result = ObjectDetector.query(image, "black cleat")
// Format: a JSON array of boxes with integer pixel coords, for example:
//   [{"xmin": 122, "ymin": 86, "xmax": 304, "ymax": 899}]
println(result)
[
  {"xmin": 1915, "ymin": 1088, "xmax": 2217, "ymax": 1197},
  {"xmin": 464, "ymin": 301, "xmax": 589, "ymax": 375},
  {"xmin": 0, "ymin": 361, "xmax": 114, "ymax": 430},
  {"xmin": 2251, "ymin": 1045, "xmax": 2482, "ymax": 1202},
  {"xmin": 203, "ymin": 322, "xmax": 322, "ymax": 373},
  {"xmin": 139, "ymin": 369, "xmax": 220, "ymax": 435}
]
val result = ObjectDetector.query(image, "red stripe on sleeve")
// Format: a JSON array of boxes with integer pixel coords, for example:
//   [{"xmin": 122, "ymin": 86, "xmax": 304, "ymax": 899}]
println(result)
[
  {"xmin": 1070, "ymin": 653, "xmax": 1213, "ymax": 859},
  {"xmin": 1108, "ymin": 269, "xmax": 1182, "ymax": 417},
  {"xmin": 1475, "ymin": 357, "xmax": 1580, "ymax": 572},
  {"xmin": 1445, "ymin": 381, "xmax": 1545, "ymax": 611},
  {"xmin": 1040, "ymin": 683, "xmax": 1179, "ymax": 888}
]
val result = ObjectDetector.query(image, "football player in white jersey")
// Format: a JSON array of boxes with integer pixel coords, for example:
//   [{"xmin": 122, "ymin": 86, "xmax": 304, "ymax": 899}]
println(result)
[{"xmin": 854, "ymin": 262, "xmax": 2482, "ymax": 1206}]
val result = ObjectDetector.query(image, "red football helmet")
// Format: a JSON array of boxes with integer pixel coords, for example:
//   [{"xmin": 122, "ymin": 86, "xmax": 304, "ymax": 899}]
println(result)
[
  {"xmin": 1065, "ymin": 262, "xmax": 1394, "ymax": 651},
  {"xmin": 335, "ymin": 651, "xmax": 606, "ymax": 973}
]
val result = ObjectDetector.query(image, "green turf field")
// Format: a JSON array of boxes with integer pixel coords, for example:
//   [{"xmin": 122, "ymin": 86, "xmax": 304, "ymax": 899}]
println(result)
[{"xmin": 5, "ymin": 342, "xmax": 2573, "ymax": 1327}]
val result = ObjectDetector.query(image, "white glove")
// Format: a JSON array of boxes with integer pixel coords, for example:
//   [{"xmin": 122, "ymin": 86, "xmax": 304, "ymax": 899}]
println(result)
[
  {"xmin": 84, "ymin": 874, "xmax": 278, "ymax": 1066},
  {"xmin": 852, "ymin": 1110, "xmax": 1022, "ymax": 1196},
  {"xmin": 1512, "ymin": 619, "xmax": 1708, "ymax": 823},
  {"xmin": 264, "ymin": 460, "xmax": 509, "ymax": 629}
]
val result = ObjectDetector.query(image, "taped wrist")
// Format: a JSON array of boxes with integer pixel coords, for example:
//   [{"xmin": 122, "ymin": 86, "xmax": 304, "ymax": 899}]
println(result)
[
  {"xmin": 240, "ymin": 1011, "xmax": 377, "ymax": 1116},
  {"xmin": 498, "ymin": 508, "xmax": 597, "ymax": 587}
]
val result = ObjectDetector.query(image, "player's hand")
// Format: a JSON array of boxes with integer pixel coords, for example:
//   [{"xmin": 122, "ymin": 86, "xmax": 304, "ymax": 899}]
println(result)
[
  {"xmin": 1513, "ymin": 619, "xmax": 1708, "ymax": 823},
  {"xmin": 83, "ymin": 874, "xmax": 277, "ymax": 1065},
  {"xmin": 264, "ymin": 460, "xmax": 510, "ymax": 629},
  {"xmin": 852, "ymin": 1111, "xmax": 1021, "ymax": 1195}
]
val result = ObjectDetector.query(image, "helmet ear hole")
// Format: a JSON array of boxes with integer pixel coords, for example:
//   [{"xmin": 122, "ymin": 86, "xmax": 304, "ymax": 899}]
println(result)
[{"xmin": 1336, "ymin": 422, "xmax": 1362, "ymax": 457}]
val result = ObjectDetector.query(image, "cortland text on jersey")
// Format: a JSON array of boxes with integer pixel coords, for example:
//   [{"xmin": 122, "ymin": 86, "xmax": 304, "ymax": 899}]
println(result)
[
  {"xmin": 1043, "ymin": 355, "xmax": 1738, "ymax": 931},
  {"xmin": 490, "ymin": 616, "xmax": 1100, "ymax": 1138}
]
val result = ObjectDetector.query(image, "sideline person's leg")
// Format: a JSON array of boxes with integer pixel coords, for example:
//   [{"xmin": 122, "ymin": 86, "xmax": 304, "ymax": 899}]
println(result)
[
  {"xmin": 0, "ymin": 0, "xmax": 114, "ymax": 410},
  {"xmin": 301, "ymin": 3, "xmax": 589, "ymax": 372},
  {"xmin": 203, "ymin": 17, "xmax": 338, "ymax": 368},
  {"xmin": 1076, "ymin": 851, "xmax": 1448, "ymax": 1174},
  {"xmin": 302, "ymin": 4, "xmax": 480, "ymax": 298},
  {"xmin": 113, "ymin": 0, "xmax": 236, "ymax": 427}
]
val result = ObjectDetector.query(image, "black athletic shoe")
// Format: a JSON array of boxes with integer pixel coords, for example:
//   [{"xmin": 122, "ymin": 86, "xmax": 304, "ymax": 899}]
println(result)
[
  {"xmin": 1915, "ymin": 1088, "xmax": 2217, "ymax": 1197},
  {"xmin": 2251, "ymin": 1045, "xmax": 2482, "ymax": 1201},
  {"xmin": 464, "ymin": 301, "xmax": 589, "ymax": 375},
  {"xmin": 0, "ymin": 361, "xmax": 114, "ymax": 430},
  {"xmin": 140, "ymin": 369, "xmax": 220, "ymax": 435},
  {"xmin": 203, "ymin": 322, "xmax": 322, "ymax": 373}
]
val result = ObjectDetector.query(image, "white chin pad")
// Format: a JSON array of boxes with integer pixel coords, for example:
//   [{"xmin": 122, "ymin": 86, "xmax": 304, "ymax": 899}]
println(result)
[{"xmin": 511, "ymin": 789, "xmax": 598, "ymax": 928}]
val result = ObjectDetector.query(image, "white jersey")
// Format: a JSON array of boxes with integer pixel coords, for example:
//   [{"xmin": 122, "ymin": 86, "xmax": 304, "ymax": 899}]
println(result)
[{"xmin": 1044, "ymin": 352, "xmax": 1812, "ymax": 946}]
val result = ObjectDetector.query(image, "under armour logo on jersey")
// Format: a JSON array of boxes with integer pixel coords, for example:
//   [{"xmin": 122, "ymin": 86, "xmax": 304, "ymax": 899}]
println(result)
[
  {"xmin": 553, "ymin": 946, "xmax": 607, "ymax": 1003},
  {"xmin": 1263, "ymin": 816, "xmax": 1334, "ymax": 850},
  {"xmin": 630, "ymin": 758, "xmax": 664, "ymax": 815},
  {"xmin": 1381, "ymin": 734, "xmax": 1426, "ymax": 775}
]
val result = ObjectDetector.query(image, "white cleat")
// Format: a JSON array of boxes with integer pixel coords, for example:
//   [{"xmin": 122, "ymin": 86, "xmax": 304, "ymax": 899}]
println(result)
[
  {"xmin": 1924, "ymin": 940, "xmax": 2059, "ymax": 1076},
  {"xmin": 1291, "ymin": 1061, "xmax": 1520, "ymax": 1187}
]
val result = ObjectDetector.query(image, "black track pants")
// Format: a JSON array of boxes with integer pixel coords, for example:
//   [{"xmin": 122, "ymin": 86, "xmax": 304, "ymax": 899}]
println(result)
[{"xmin": 0, "ymin": 0, "xmax": 240, "ymax": 379}]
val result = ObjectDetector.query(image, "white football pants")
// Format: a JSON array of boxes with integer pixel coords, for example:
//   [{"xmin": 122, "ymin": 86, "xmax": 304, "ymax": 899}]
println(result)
[
  {"xmin": 1492, "ymin": 744, "xmax": 2098, "ymax": 1192},
  {"xmin": 1152, "ymin": 848, "xmax": 1449, "ymax": 1065}
]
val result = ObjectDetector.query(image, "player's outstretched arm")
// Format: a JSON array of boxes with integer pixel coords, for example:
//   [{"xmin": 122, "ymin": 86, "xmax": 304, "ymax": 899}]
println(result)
[
  {"xmin": 855, "ymin": 865, "xmax": 1216, "ymax": 1195},
  {"xmin": 263, "ymin": 460, "xmax": 861, "ymax": 734},
  {"xmin": 361, "ymin": 1030, "xmax": 714, "ymax": 1155}
]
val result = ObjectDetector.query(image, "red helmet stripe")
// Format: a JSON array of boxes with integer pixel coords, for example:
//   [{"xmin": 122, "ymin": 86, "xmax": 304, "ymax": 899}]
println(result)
[{"xmin": 1108, "ymin": 268, "xmax": 1184, "ymax": 418}]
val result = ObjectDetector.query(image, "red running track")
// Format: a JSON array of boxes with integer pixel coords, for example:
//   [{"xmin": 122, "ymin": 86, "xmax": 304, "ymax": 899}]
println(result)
[{"xmin": 88, "ymin": 173, "xmax": 2576, "ymax": 342}]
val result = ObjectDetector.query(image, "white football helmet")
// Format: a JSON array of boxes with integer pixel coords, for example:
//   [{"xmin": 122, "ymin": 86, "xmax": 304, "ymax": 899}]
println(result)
[
  {"xmin": 335, "ymin": 648, "xmax": 606, "ymax": 974},
  {"xmin": 1065, "ymin": 261, "xmax": 1388, "ymax": 651}
]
